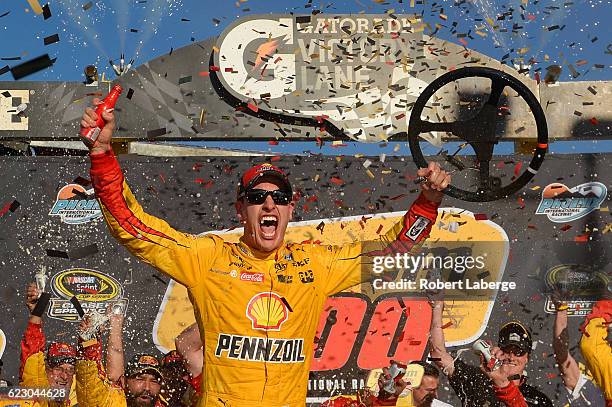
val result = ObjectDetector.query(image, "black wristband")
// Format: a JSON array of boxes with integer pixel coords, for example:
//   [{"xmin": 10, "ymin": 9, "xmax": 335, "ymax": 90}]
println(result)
[
  {"xmin": 70, "ymin": 296, "xmax": 85, "ymax": 318},
  {"xmin": 31, "ymin": 292, "xmax": 51, "ymax": 317}
]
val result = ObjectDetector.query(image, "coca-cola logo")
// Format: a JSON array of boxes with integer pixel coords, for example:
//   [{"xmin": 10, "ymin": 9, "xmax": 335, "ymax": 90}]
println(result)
[{"xmin": 240, "ymin": 272, "xmax": 264, "ymax": 283}]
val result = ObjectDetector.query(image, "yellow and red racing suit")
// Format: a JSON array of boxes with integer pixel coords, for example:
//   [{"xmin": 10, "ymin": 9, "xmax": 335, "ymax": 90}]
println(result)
[
  {"xmin": 580, "ymin": 300, "xmax": 612, "ymax": 406},
  {"xmin": 90, "ymin": 150, "xmax": 440, "ymax": 406},
  {"xmin": 19, "ymin": 322, "xmax": 77, "ymax": 407}
]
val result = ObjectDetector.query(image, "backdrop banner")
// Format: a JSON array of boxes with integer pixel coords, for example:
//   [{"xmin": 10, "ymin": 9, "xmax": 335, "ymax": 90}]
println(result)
[{"xmin": 0, "ymin": 153, "xmax": 609, "ymax": 405}]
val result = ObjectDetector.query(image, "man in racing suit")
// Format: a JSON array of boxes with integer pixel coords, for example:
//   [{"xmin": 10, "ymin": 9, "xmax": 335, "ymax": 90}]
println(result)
[
  {"xmin": 20, "ymin": 283, "xmax": 78, "ymax": 407},
  {"xmin": 580, "ymin": 299, "xmax": 612, "ymax": 406},
  {"xmin": 80, "ymin": 99, "xmax": 451, "ymax": 406}
]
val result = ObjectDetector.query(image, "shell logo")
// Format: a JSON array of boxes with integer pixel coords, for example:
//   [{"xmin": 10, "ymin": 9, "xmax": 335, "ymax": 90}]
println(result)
[{"xmin": 246, "ymin": 292, "xmax": 288, "ymax": 331}]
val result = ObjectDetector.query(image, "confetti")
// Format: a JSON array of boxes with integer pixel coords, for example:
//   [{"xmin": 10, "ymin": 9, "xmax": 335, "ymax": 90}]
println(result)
[
  {"xmin": 11, "ymin": 54, "xmax": 54, "ymax": 80},
  {"xmin": 42, "ymin": 3, "xmax": 51, "ymax": 19},
  {"xmin": 26, "ymin": 0, "xmax": 43, "ymax": 14},
  {"xmin": 474, "ymin": 213, "xmax": 488, "ymax": 221},
  {"xmin": 82, "ymin": 1, "xmax": 93, "ymax": 11},
  {"xmin": 147, "ymin": 128, "xmax": 167, "ymax": 138},
  {"xmin": 43, "ymin": 33, "xmax": 60, "ymax": 45}
]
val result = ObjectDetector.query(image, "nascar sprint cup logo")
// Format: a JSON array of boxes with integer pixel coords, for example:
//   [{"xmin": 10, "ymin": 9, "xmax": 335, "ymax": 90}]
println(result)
[
  {"xmin": 49, "ymin": 183, "xmax": 102, "ymax": 224},
  {"xmin": 212, "ymin": 14, "xmax": 446, "ymax": 142},
  {"xmin": 536, "ymin": 182, "xmax": 607, "ymax": 222},
  {"xmin": 48, "ymin": 268, "xmax": 127, "ymax": 321}
]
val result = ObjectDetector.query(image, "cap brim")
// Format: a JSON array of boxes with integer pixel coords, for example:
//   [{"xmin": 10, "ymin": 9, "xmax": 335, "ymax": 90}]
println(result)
[
  {"xmin": 500, "ymin": 341, "xmax": 531, "ymax": 353},
  {"xmin": 48, "ymin": 356, "xmax": 76, "ymax": 367},
  {"xmin": 245, "ymin": 172, "xmax": 291, "ymax": 192},
  {"xmin": 129, "ymin": 367, "xmax": 163, "ymax": 380}
]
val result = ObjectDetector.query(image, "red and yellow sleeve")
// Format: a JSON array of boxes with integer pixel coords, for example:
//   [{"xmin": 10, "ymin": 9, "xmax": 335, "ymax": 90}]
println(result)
[
  {"xmin": 19, "ymin": 321, "xmax": 47, "ymax": 385},
  {"xmin": 323, "ymin": 193, "xmax": 440, "ymax": 296},
  {"xmin": 580, "ymin": 300, "xmax": 612, "ymax": 402},
  {"xmin": 90, "ymin": 150, "xmax": 220, "ymax": 288}
]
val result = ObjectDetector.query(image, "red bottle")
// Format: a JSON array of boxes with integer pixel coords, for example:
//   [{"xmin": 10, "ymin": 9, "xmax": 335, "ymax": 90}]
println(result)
[{"xmin": 80, "ymin": 84, "xmax": 123, "ymax": 146}]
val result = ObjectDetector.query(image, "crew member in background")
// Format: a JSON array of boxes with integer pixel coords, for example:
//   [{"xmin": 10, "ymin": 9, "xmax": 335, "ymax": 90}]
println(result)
[
  {"xmin": 580, "ymin": 299, "xmax": 612, "ymax": 406},
  {"xmin": 552, "ymin": 295, "xmax": 605, "ymax": 406},
  {"xmin": 160, "ymin": 350, "xmax": 193, "ymax": 406},
  {"xmin": 80, "ymin": 94, "xmax": 450, "ymax": 406},
  {"xmin": 322, "ymin": 361, "xmax": 450, "ymax": 407},
  {"xmin": 20, "ymin": 282, "xmax": 77, "ymax": 407},
  {"xmin": 75, "ymin": 313, "xmax": 164, "ymax": 407},
  {"xmin": 429, "ymin": 299, "xmax": 552, "ymax": 407}
]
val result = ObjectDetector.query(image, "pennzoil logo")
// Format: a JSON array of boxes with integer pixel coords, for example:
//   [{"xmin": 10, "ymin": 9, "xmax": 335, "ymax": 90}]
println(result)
[
  {"xmin": 536, "ymin": 182, "xmax": 607, "ymax": 223},
  {"xmin": 48, "ymin": 268, "xmax": 127, "ymax": 321},
  {"xmin": 246, "ymin": 292, "xmax": 288, "ymax": 331},
  {"xmin": 544, "ymin": 264, "xmax": 609, "ymax": 316},
  {"xmin": 49, "ymin": 184, "xmax": 102, "ymax": 224}
]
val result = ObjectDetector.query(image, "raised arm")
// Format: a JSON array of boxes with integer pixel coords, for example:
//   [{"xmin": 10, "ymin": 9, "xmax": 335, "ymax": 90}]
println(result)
[
  {"xmin": 105, "ymin": 307, "xmax": 125, "ymax": 385},
  {"xmin": 429, "ymin": 300, "xmax": 456, "ymax": 376},
  {"xmin": 175, "ymin": 323, "xmax": 204, "ymax": 377},
  {"xmin": 321, "ymin": 162, "xmax": 449, "ymax": 296},
  {"xmin": 20, "ymin": 283, "xmax": 46, "ymax": 383},
  {"xmin": 80, "ymin": 99, "xmax": 221, "ymax": 288},
  {"xmin": 552, "ymin": 300, "xmax": 580, "ymax": 390}
]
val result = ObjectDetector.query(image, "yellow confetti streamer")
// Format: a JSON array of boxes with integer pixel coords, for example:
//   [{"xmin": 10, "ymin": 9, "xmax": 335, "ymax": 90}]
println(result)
[{"xmin": 26, "ymin": 0, "xmax": 43, "ymax": 14}]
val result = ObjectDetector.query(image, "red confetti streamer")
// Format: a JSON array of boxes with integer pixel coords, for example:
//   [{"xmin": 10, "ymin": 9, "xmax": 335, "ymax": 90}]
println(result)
[
  {"xmin": 268, "ymin": 140, "xmax": 279, "ymax": 145},
  {"xmin": 560, "ymin": 225, "xmax": 572, "ymax": 232},
  {"xmin": 514, "ymin": 162, "xmax": 523, "ymax": 177},
  {"xmin": 198, "ymin": 71, "xmax": 209, "ymax": 76},
  {"xmin": 517, "ymin": 197, "xmax": 525, "ymax": 209},
  {"xmin": 574, "ymin": 233, "xmax": 589, "ymax": 242},
  {"xmin": 376, "ymin": 224, "xmax": 384, "ymax": 234},
  {"xmin": 247, "ymin": 103, "xmax": 259, "ymax": 113},
  {"xmin": 590, "ymin": 117, "xmax": 599, "ymax": 125},
  {"xmin": 330, "ymin": 177, "xmax": 344, "ymax": 186},
  {"xmin": 441, "ymin": 321, "xmax": 453, "ymax": 329},
  {"xmin": 474, "ymin": 213, "xmax": 488, "ymax": 220},
  {"xmin": 209, "ymin": 65, "xmax": 220, "ymax": 71}
]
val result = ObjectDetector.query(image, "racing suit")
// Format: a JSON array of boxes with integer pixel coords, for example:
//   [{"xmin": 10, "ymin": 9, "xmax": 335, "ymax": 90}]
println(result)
[
  {"xmin": 90, "ymin": 150, "xmax": 441, "ymax": 406},
  {"xmin": 19, "ymin": 322, "xmax": 77, "ymax": 407},
  {"xmin": 580, "ymin": 300, "xmax": 612, "ymax": 406},
  {"xmin": 75, "ymin": 338, "xmax": 128, "ymax": 407}
]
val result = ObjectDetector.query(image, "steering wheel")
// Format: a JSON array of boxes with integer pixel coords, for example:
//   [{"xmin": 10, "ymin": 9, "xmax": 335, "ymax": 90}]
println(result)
[{"xmin": 406, "ymin": 67, "xmax": 548, "ymax": 202}]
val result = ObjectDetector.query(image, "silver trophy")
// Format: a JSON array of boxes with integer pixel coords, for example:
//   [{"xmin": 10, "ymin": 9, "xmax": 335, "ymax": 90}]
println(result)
[
  {"xmin": 34, "ymin": 266, "xmax": 48, "ymax": 297},
  {"xmin": 79, "ymin": 301, "xmax": 126, "ymax": 341}
]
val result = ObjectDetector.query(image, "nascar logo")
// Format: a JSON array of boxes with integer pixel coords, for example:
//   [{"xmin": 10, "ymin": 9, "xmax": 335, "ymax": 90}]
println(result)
[{"xmin": 215, "ymin": 333, "xmax": 305, "ymax": 363}]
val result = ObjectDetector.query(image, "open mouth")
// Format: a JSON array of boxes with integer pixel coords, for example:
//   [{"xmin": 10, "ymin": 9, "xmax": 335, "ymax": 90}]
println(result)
[{"xmin": 259, "ymin": 215, "xmax": 278, "ymax": 239}]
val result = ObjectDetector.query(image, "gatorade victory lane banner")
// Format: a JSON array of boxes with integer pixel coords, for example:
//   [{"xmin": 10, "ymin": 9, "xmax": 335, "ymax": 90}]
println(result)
[{"xmin": 0, "ymin": 153, "xmax": 609, "ymax": 405}]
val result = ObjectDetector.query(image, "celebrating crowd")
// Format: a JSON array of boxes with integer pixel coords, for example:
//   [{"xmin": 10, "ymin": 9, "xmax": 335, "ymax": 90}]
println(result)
[{"xmin": 0, "ymin": 102, "xmax": 610, "ymax": 407}]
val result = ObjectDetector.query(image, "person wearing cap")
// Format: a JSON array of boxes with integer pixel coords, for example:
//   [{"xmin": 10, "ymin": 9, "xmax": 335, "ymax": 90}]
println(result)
[
  {"xmin": 80, "ymin": 100, "xmax": 450, "ymax": 406},
  {"xmin": 19, "ymin": 282, "xmax": 77, "ymax": 407},
  {"xmin": 75, "ymin": 306, "xmax": 164, "ymax": 407},
  {"xmin": 551, "ymin": 296, "xmax": 605, "ymax": 406},
  {"xmin": 429, "ymin": 300, "xmax": 552, "ymax": 406},
  {"xmin": 580, "ymin": 299, "xmax": 612, "ymax": 406}
]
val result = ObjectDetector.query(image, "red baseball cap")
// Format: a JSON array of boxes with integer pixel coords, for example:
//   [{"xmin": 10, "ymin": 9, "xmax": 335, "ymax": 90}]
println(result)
[
  {"xmin": 238, "ymin": 163, "xmax": 292, "ymax": 197},
  {"xmin": 47, "ymin": 342, "xmax": 77, "ymax": 366}
]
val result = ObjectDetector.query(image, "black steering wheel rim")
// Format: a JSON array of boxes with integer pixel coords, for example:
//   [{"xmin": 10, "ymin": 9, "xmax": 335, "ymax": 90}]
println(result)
[{"xmin": 407, "ymin": 66, "xmax": 548, "ymax": 202}]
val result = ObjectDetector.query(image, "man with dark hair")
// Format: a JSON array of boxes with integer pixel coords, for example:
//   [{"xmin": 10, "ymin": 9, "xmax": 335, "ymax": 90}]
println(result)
[
  {"xmin": 429, "ymin": 300, "xmax": 552, "ymax": 406},
  {"xmin": 80, "ymin": 93, "xmax": 450, "ymax": 406},
  {"xmin": 76, "ymin": 308, "xmax": 164, "ymax": 407},
  {"xmin": 409, "ymin": 361, "xmax": 442, "ymax": 407}
]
